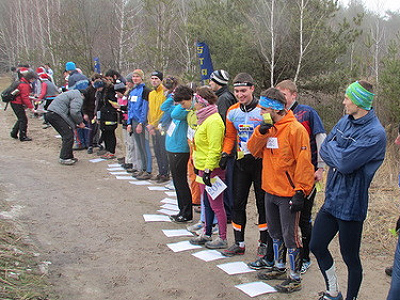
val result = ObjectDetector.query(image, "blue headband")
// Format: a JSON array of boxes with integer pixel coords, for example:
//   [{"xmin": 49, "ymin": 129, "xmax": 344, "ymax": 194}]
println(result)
[{"xmin": 259, "ymin": 96, "xmax": 285, "ymax": 111}]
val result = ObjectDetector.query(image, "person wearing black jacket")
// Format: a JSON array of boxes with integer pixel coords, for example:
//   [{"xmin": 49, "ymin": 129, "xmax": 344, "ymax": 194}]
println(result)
[{"xmin": 93, "ymin": 78, "xmax": 118, "ymax": 159}]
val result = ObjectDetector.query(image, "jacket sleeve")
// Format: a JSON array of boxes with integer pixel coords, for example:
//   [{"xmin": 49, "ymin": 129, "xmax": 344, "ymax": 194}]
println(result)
[
  {"xmin": 290, "ymin": 125, "xmax": 314, "ymax": 195},
  {"xmin": 139, "ymin": 98, "xmax": 149, "ymax": 124},
  {"xmin": 69, "ymin": 96, "xmax": 84, "ymax": 125},
  {"xmin": 247, "ymin": 125, "xmax": 269, "ymax": 158},
  {"xmin": 320, "ymin": 129, "xmax": 386, "ymax": 174},
  {"xmin": 222, "ymin": 107, "xmax": 237, "ymax": 154},
  {"xmin": 205, "ymin": 119, "xmax": 225, "ymax": 170},
  {"xmin": 38, "ymin": 82, "xmax": 47, "ymax": 100},
  {"xmin": 171, "ymin": 104, "xmax": 189, "ymax": 121},
  {"xmin": 19, "ymin": 82, "xmax": 33, "ymax": 109}
]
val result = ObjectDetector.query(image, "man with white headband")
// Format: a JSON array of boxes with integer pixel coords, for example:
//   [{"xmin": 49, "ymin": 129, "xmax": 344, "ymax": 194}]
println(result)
[
  {"xmin": 248, "ymin": 87, "xmax": 314, "ymax": 293},
  {"xmin": 310, "ymin": 80, "xmax": 386, "ymax": 300}
]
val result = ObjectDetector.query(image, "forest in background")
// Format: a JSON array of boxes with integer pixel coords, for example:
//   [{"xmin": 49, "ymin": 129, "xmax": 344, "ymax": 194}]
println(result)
[{"xmin": 1, "ymin": 0, "xmax": 400, "ymax": 131}]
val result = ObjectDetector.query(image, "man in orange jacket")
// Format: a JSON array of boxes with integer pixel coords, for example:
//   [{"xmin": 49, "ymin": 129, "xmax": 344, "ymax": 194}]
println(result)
[{"xmin": 248, "ymin": 87, "xmax": 314, "ymax": 293}]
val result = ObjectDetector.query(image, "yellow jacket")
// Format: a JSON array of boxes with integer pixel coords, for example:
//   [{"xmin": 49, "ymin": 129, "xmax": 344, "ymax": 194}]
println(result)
[
  {"xmin": 248, "ymin": 110, "xmax": 314, "ymax": 197},
  {"xmin": 147, "ymin": 84, "xmax": 166, "ymax": 127},
  {"xmin": 193, "ymin": 113, "xmax": 225, "ymax": 171}
]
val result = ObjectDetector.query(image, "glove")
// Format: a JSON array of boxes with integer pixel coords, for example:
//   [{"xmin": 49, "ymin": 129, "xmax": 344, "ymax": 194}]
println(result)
[
  {"xmin": 219, "ymin": 152, "xmax": 229, "ymax": 170},
  {"xmin": 194, "ymin": 167, "xmax": 199, "ymax": 175},
  {"xmin": 259, "ymin": 123, "xmax": 273, "ymax": 134},
  {"xmin": 289, "ymin": 190, "xmax": 305, "ymax": 212},
  {"xmin": 396, "ymin": 215, "xmax": 400, "ymax": 234},
  {"xmin": 203, "ymin": 170, "xmax": 212, "ymax": 187}
]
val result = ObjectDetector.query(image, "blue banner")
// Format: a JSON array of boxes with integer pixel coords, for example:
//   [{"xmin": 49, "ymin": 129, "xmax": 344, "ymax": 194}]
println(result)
[
  {"xmin": 93, "ymin": 57, "xmax": 101, "ymax": 74},
  {"xmin": 196, "ymin": 42, "xmax": 214, "ymax": 85}
]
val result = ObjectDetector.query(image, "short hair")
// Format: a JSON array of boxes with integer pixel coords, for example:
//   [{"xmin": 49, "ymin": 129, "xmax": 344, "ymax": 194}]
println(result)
[
  {"xmin": 105, "ymin": 69, "xmax": 121, "ymax": 78},
  {"xmin": 173, "ymin": 85, "xmax": 194, "ymax": 102},
  {"xmin": 276, "ymin": 79, "xmax": 298, "ymax": 94},
  {"xmin": 260, "ymin": 88, "xmax": 287, "ymax": 115},
  {"xmin": 358, "ymin": 80, "xmax": 373, "ymax": 93},
  {"xmin": 91, "ymin": 73, "xmax": 104, "ymax": 81},
  {"xmin": 196, "ymin": 86, "xmax": 218, "ymax": 105}
]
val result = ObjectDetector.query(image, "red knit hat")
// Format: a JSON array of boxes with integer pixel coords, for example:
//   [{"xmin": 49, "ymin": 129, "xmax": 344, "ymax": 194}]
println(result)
[{"xmin": 36, "ymin": 67, "xmax": 46, "ymax": 75}]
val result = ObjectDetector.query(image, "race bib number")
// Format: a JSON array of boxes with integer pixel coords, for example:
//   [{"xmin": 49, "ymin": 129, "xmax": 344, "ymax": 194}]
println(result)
[
  {"xmin": 187, "ymin": 127, "xmax": 195, "ymax": 141},
  {"xmin": 266, "ymin": 137, "xmax": 279, "ymax": 149},
  {"xmin": 129, "ymin": 96, "xmax": 138, "ymax": 102},
  {"xmin": 167, "ymin": 122, "xmax": 176, "ymax": 137},
  {"xmin": 205, "ymin": 176, "xmax": 227, "ymax": 200}
]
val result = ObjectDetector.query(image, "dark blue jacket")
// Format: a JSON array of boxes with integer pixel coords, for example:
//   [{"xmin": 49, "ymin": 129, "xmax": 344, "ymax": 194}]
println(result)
[{"xmin": 320, "ymin": 109, "xmax": 386, "ymax": 221}]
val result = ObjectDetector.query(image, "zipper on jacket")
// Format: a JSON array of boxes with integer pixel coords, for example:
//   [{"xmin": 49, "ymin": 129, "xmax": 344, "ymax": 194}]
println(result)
[{"xmin": 285, "ymin": 171, "xmax": 295, "ymax": 189}]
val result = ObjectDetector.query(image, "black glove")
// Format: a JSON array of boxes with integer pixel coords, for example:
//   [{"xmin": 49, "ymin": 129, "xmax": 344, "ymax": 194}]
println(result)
[
  {"xmin": 396, "ymin": 215, "xmax": 400, "ymax": 234},
  {"xmin": 203, "ymin": 170, "xmax": 212, "ymax": 187},
  {"xmin": 289, "ymin": 190, "xmax": 305, "ymax": 212},
  {"xmin": 194, "ymin": 167, "xmax": 199, "ymax": 175},
  {"xmin": 259, "ymin": 123, "xmax": 274, "ymax": 134},
  {"xmin": 219, "ymin": 152, "xmax": 229, "ymax": 170}
]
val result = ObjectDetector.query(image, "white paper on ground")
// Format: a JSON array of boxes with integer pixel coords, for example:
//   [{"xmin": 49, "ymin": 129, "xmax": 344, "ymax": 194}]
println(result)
[
  {"xmin": 157, "ymin": 208, "xmax": 178, "ymax": 216},
  {"xmin": 55, "ymin": 135, "xmax": 62, "ymax": 138},
  {"xmin": 160, "ymin": 203, "xmax": 179, "ymax": 211},
  {"xmin": 217, "ymin": 261, "xmax": 256, "ymax": 275},
  {"xmin": 164, "ymin": 191, "xmax": 177, "ymax": 197},
  {"xmin": 108, "ymin": 167, "xmax": 125, "ymax": 171},
  {"xmin": 129, "ymin": 181, "xmax": 151, "ymax": 185},
  {"xmin": 192, "ymin": 250, "xmax": 226, "ymax": 262},
  {"xmin": 167, "ymin": 240, "xmax": 202, "ymax": 252},
  {"xmin": 89, "ymin": 158, "xmax": 105, "ymax": 163},
  {"xmin": 235, "ymin": 281, "xmax": 277, "ymax": 297},
  {"xmin": 109, "ymin": 171, "xmax": 129, "ymax": 175},
  {"xmin": 160, "ymin": 198, "xmax": 178, "ymax": 205},
  {"xmin": 162, "ymin": 229, "xmax": 193, "ymax": 237},
  {"xmin": 115, "ymin": 176, "xmax": 134, "ymax": 180},
  {"xmin": 108, "ymin": 163, "xmax": 121, "ymax": 167},
  {"xmin": 143, "ymin": 214, "xmax": 171, "ymax": 222},
  {"xmin": 148, "ymin": 186, "xmax": 168, "ymax": 191}
]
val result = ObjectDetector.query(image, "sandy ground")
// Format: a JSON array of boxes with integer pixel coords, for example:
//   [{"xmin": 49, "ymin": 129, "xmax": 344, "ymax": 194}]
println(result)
[{"xmin": 0, "ymin": 103, "xmax": 394, "ymax": 300}]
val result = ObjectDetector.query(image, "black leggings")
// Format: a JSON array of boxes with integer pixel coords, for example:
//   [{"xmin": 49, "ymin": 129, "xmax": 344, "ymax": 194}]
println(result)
[
  {"xmin": 310, "ymin": 209, "xmax": 363, "ymax": 300},
  {"xmin": 101, "ymin": 126, "xmax": 117, "ymax": 154}
]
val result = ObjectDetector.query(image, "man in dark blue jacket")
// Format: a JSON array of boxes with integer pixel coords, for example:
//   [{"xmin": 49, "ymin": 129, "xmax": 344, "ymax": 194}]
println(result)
[{"xmin": 310, "ymin": 80, "xmax": 386, "ymax": 300}]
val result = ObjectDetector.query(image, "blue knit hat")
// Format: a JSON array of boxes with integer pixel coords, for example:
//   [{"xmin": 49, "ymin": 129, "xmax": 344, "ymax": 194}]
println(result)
[{"xmin": 65, "ymin": 61, "xmax": 76, "ymax": 71}]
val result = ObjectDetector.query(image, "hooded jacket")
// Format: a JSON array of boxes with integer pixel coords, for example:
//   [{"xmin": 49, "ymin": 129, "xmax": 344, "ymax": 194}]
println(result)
[
  {"xmin": 11, "ymin": 77, "xmax": 33, "ymax": 108},
  {"xmin": 48, "ymin": 90, "xmax": 83, "ymax": 129},
  {"xmin": 248, "ymin": 110, "xmax": 314, "ymax": 197},
  {"xmin": 320, "ymin": 109, "xmax": 386, "ymax": 221}
]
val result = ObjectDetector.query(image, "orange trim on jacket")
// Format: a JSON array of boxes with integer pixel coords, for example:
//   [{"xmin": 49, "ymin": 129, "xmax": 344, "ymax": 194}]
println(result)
[{"xmin": 248, "ymin": 110, "xmax": 314, "ymax": 197}]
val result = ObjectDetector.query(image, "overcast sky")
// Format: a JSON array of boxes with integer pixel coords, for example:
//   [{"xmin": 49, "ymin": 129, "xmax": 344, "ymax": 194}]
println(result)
[{"xmin": 340, "ymin": 0, "xmax": 400, "ymax": 14}]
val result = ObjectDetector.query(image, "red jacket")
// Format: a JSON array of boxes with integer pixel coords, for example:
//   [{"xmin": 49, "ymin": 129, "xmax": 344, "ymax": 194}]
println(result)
[{"xmin": 11, "ymin": 78, "xmax": 33, "ymax": 109}]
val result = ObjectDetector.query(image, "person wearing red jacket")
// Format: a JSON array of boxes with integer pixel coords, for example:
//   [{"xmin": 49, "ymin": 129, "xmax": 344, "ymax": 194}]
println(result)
[{"xmin": 10, "ymin": 68, "xmax": 36, "ymax": 141}]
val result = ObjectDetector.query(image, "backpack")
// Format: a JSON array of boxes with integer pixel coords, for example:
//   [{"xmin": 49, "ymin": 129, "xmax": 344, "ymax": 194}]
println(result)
[{"xmin": 1, "ymin": 81, "xmax": 21, "ymax": 103}]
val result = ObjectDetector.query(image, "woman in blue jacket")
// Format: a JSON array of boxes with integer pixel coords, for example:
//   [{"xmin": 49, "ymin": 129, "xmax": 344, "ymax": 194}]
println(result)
[{"xmin": 161, "ymin": 85, "xmax": 192, "ymax": 223}]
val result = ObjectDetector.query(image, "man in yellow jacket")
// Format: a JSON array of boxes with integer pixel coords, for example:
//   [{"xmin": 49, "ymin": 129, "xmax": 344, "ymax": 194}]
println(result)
[
  {"xmin": 248, "ymin": 87, "xmax": 314, "ymax": 293},
  {"xmin": 146, "ymin": 71, "xmax": 169, "ymax": 183}
]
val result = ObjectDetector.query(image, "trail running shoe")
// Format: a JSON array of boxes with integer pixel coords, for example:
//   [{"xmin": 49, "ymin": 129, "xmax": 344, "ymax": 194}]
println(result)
[
  {"xmin": 257, "ymin": 266, "xmax": 286, "ymax": 280},
  {"xmin": 221, "ymin": 243, "xmax": 245, "ymax": 256},
  {"xmin": 136, "ymin": 172, "xmax": 152, "ymax": 180},
  {"xmin": 59, "ymin": 158, "xmax": 77, "ymax": 165},
  {"xmin": 301, "ymin": 260, "xmax": 312, "ymax": 274},
  {"xmin": 170, "ymin": 215, "xmax": 193, "ymax": 223},
  {"xmin": 187, "ymin": 221, "xmax": 204, "ymax": 233},
  {"xmin": 274, "ymin": 277, "xmax": 302, "ymax": 293},
  {"xmin": 205, "ymin": 237, "xmax": 228, "ymax": 249},
  {"xmin": 248, "ymin": 257, "xmax": 274, "ymax": 270},
  {"xmin": 190, "ymin": 234, "xmax": 212, "ymax": 245},
  {"xmin": 318, "ymin": 292, "xmax": 343, "ymax": 300}
]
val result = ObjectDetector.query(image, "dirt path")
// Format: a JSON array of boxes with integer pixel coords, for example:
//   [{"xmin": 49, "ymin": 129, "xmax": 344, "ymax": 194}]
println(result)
[{"xmin": 0, "ymin": 105, "xmax": 394, "ymax": 300}]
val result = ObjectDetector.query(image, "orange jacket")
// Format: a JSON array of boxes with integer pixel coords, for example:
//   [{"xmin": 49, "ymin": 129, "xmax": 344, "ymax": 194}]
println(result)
[{"xmin": 248, "ymin": 110, "xmax": 314, "ymax": 197}]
